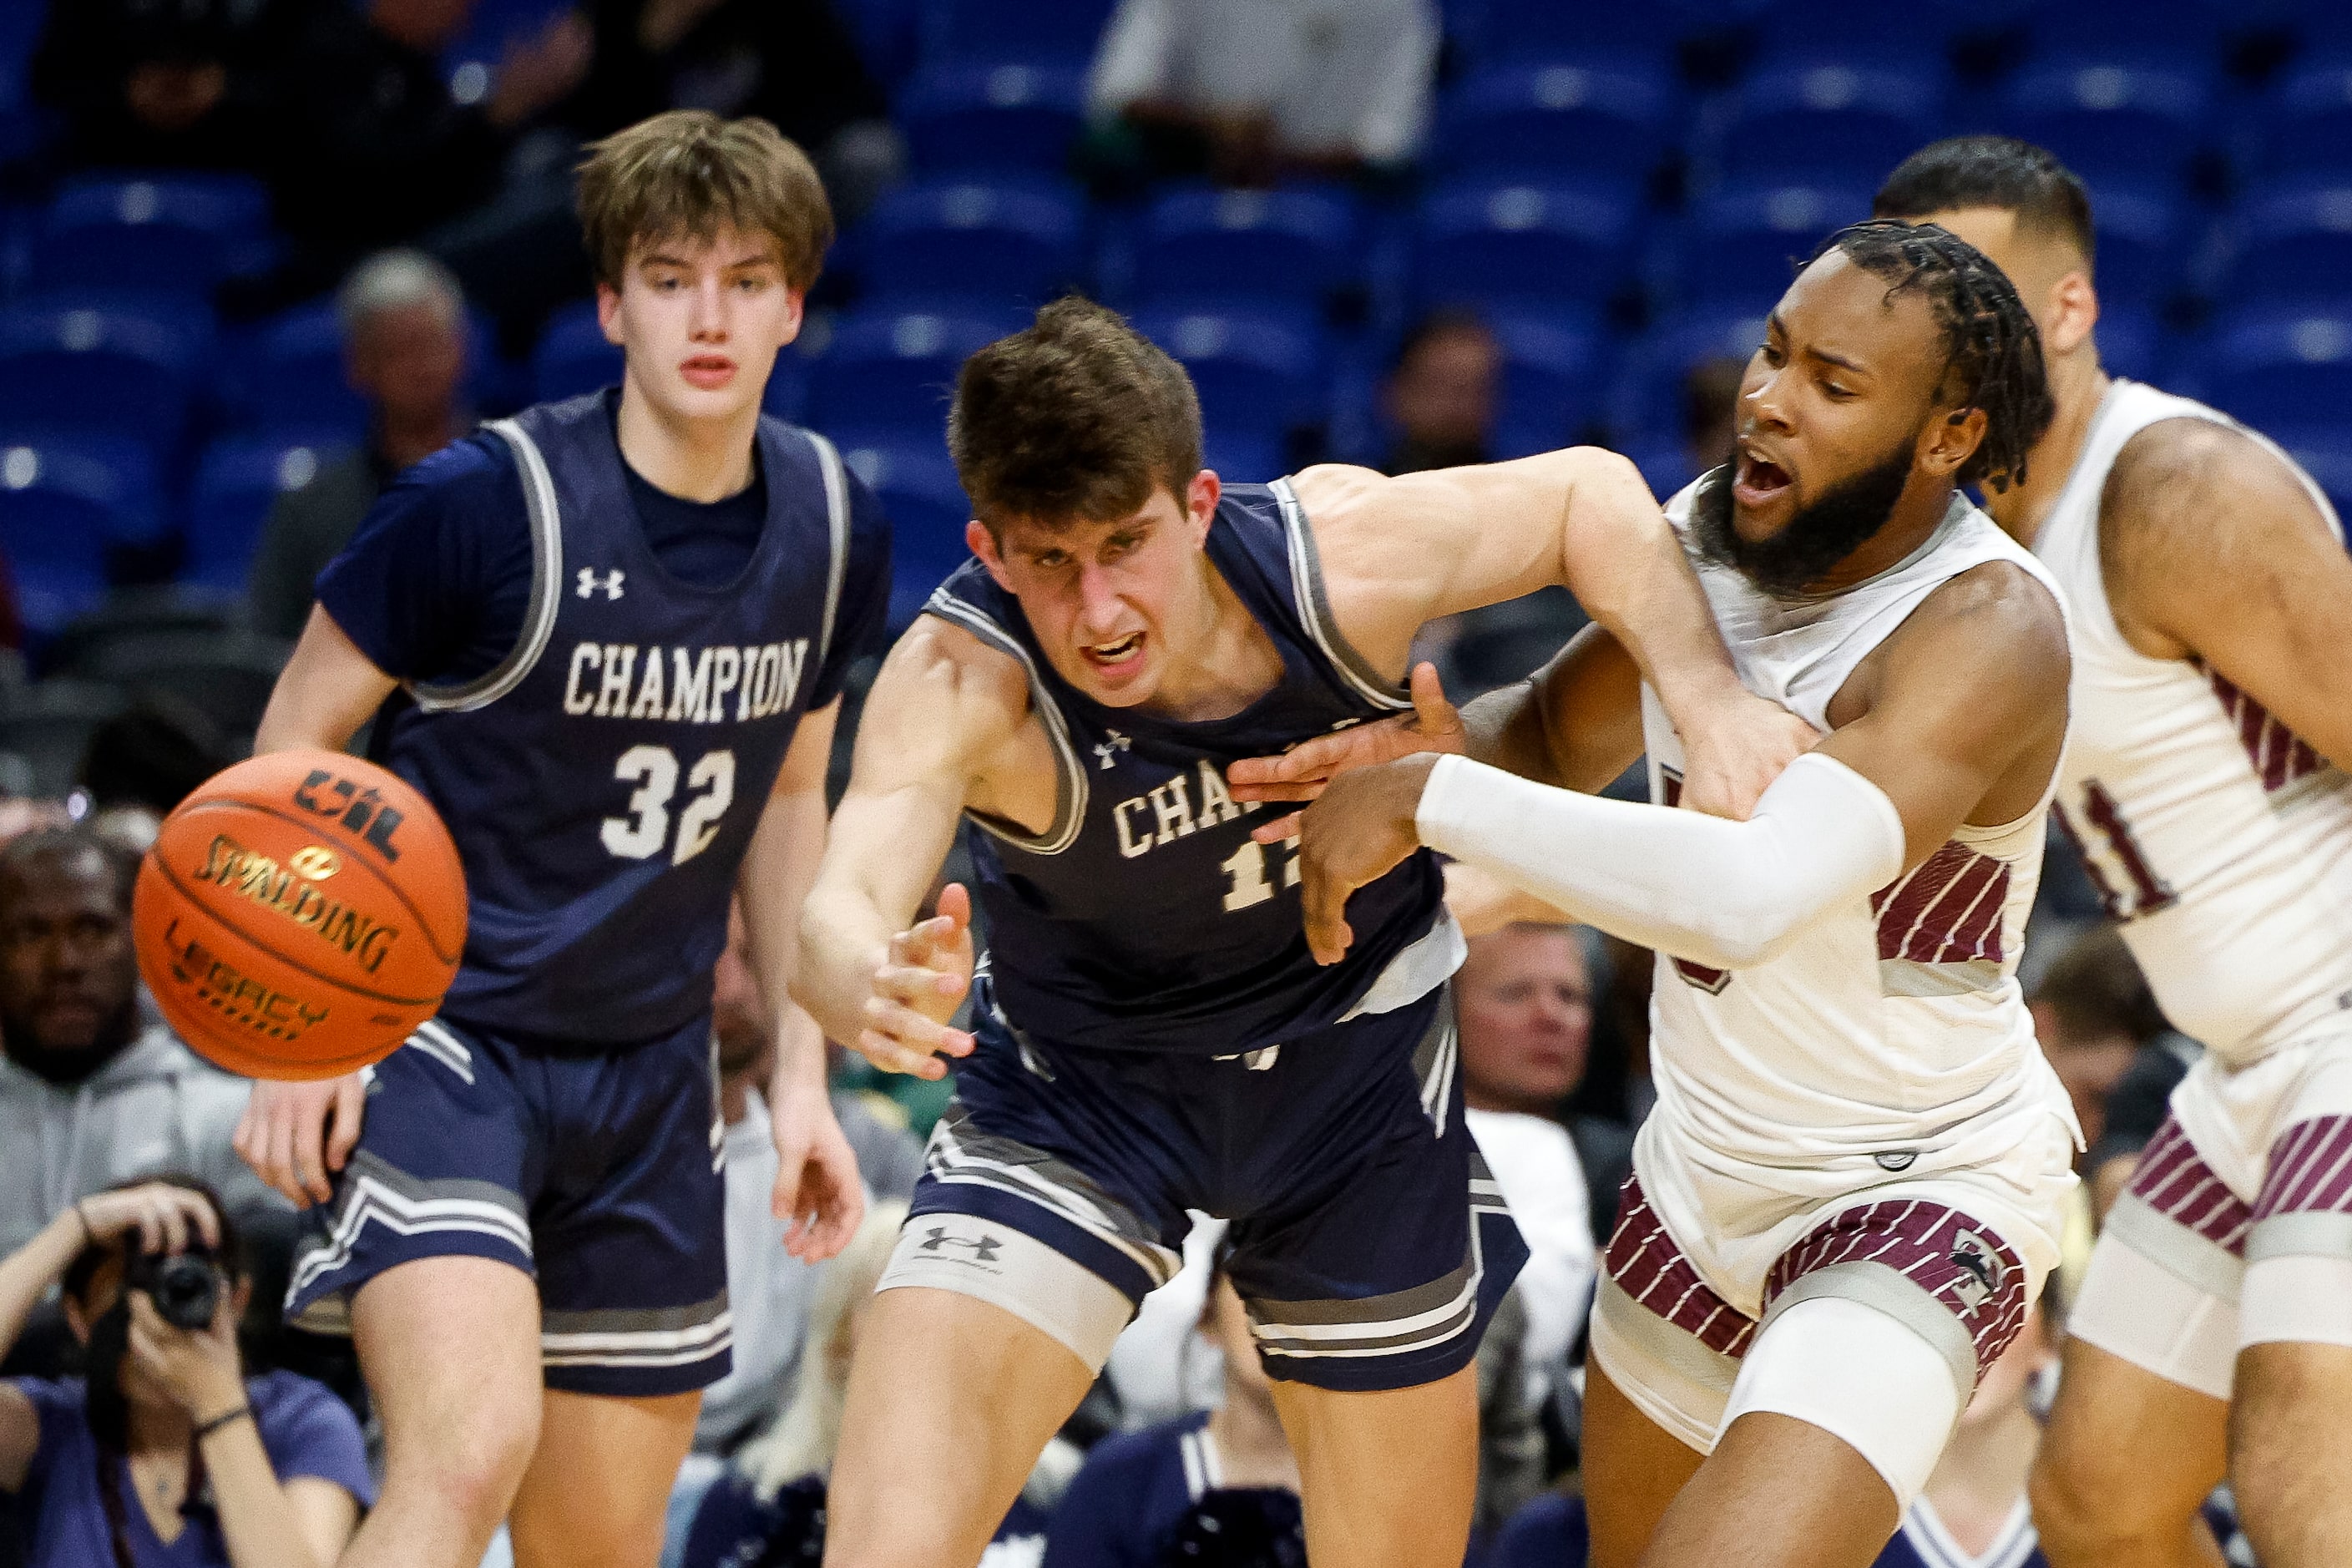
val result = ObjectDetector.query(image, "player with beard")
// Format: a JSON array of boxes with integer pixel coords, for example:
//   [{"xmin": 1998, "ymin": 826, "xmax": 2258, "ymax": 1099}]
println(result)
[
  {"xmin": 1235, "ymin": 221, "xmax": 2077, "ymax": 1568},
  {"xmin": 1877, "ymin": 137, "xmax": 2352, "ymax": 1568}
]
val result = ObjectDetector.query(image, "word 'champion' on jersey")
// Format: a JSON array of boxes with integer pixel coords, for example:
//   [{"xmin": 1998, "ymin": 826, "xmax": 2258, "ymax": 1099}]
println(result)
[
  {"xmin": 560, "ymin": 640, "xmax": 811, "ymax": 724},
  {"xmin": 1110, "ymin": 759, "xmax": 1252, "ymax": 858}
]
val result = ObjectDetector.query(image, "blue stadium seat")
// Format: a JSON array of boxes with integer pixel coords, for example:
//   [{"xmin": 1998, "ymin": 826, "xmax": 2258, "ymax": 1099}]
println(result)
[
  {"xmin": 1415, "ymin": 181, "xmax": 1640, "ymax": 313},
  {"xmin": 917, "ymin": 0, "xmax": 1117, "ymax": 67},
  {"xmin": 2224, "ymin": 181, "xmax": 2352, "ymax": 308},
  {"xmin": 1487, "ymin": 313, "xmax": 1610, "ymax": 458},
  {"xmin": 1707, "ymin": 62, "xmax": 1945, "ymax": 188},
  {"xmin": 185, "ymin": 437, "xmax": 349, "ymax": 592},
  {"xmin": 0, "ymin": 437, "xmax": 159, "ymax": 631},
  {"xmin": 2263, "ymin": 57, "xmax": 2352, "ymax": 180},
  {"xmin": 31, "ymin": 173, "xmax": 274, "ymax": 299},
  {"xmin": 1438, "ymin": 60, "xmax": 1675, "ymax": 185},
  {"xmin": 1201, "ymin": 427, "xmax": 1286, "ymax": 483},
  {"xmin": 1452, "ymin": 0, "xmax": 1691, "ymax": 67},
  {"xmin": 2198, "ymin": 311, "xmax": 2352, "ymax": 433},
  {"xmin": 2085, "ymin": 185, "xmax": 2183, "ymax": 310},
  {"xmin": 1607, "ymin": 306, "xmax": 1772, "ymax": 448},
  {"xmin": 837, "ymin": 438, "xmax": 972, "ymax": 625},
  {"xmin": 807, "ymin": 310, "xmax": 1003, "ymax": 432},
  {"xmin": 1130, "ymin": 188, "xmax": 1358, "ymax": 312},
  {"xmin": 1130, "ymin": 307, "xmax": 1325, "ymax": 434},
  {"xmin": 2092, "ymin": 306, "xmax": 2167, "ymax": 385},
  {"xmin": 2269, "ymin": 426, "xmax": 2352, "ymax": 523},
  {"xmin": 899, "ymin": 62, "xmax": 1086, "ymax": 175},
  {"xmin": 1997, "ymin": 56, "xmax": 2212, "ymax": 188},
  {"xmin": 534, "ymin": 301, "xmax": 624, "ymax": 403},
  {"xmin": 0, "ymin": 306, "xmax": 200, "ymax": 462},
  {"xmin": 1677, "ymin": 183, "xmax": 1870, "ymax": 306},
  {"xmin": 2026, "ymin": 0, "xmax": 2220, "ymax": 64},
  {"xmin": 860, "ymin": 180, "xmax": 1087, "ymax": 310},
  {"xmin": 439, "ymin": 0, "xmax": 576, "ymax": 105},
  {"xmin": 240, "ymin": 304, "xmax": 371, "ymax": 443},
  {"xmin": 1744, "ymin": 0, "xmax": 2038, "ymax": 63}
]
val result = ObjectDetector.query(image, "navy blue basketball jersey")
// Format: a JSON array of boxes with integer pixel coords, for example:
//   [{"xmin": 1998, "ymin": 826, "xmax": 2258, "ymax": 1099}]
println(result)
[
  {"xmin": 926, "ymin": 481, "xmax": 1449, "ymax": 1057},
  {"xmin": 368, "ymin": 394, "xmax": 855, "ymax": 1046}
]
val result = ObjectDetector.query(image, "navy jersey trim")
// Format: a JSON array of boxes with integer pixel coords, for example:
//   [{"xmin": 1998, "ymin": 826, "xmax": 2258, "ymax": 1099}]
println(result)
[
  {"xmin": 923, "ymin": 588, "xmax": 1089, "ymax": 855},
  {"xmin": 1270, "ymin": 478, "xmax": 1410, "ymax": 713},
  {"xmin": 807, "ymin": 430, "xmax": 852, "ymax": 675},
  {"xmin": 412, "ymin": 419, "xmax": 566, "ymax": 713}
]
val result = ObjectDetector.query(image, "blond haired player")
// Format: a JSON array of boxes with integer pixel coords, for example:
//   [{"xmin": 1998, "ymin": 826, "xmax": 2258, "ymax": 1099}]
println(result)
[{"xmin": 1878, "ymin": 136, "xmax": 2352, "ymax": 1568}]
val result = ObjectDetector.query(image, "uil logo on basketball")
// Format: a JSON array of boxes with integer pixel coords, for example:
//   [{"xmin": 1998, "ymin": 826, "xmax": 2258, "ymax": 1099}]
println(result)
[{"xmin": 291, "ymin": 770, "xmax": 406, "ymax": 862}]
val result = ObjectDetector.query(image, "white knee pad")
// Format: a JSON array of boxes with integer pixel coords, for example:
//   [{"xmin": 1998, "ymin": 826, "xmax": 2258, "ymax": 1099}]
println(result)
[
  {"xmin": 2241, "ymin": 1254, "xmax": 2352, "ymax": 1350},
  {"xmin": 877, "ymin": 1211, "xmax": 1136, "ymax": 1373},
  {"xmin": 1722, "ymin": 1296, "xmax": 1961, "ymax": 1508},
  {"xmin": 2070, "ymin": 1219, "xmax": 2241, "ymax": 1399}
]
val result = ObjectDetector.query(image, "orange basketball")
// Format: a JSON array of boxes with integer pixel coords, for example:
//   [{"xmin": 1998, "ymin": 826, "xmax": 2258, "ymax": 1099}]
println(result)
[{"xmin": 132, "ymin": 750, "xmax": 467, "ymax": 1081}]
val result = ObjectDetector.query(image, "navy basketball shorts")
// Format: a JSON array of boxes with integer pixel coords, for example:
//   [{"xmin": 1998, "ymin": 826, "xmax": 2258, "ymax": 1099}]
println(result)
[
  {"xmin": 883, "ymin": 979, "xmax": 1528, "ymax": 1393},
  {"xmin": 285, "ymin": 1013, "xmax": 729, "ymax": 1398}
]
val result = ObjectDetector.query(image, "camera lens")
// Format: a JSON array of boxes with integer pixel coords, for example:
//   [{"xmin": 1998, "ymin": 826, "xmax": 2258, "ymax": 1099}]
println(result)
[{"xmin": 149, "ymin": 1252, "xmax": 220, "ymax": 1332}]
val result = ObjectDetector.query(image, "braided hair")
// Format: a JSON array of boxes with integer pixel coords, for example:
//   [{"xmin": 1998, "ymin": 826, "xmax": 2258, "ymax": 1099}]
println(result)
[{"xmin": 1807, "ymin": 219, "xmax": 2056, "ymax": 493}]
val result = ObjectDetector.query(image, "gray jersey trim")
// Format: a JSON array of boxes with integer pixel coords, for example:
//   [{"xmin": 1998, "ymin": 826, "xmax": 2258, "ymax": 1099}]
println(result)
[
  {"xmin": 411, "ymin": 417, "xmax": 566, "ymax": 713},
  {"xmin": 807, "ymin": 428, "xmax": 852, "ymax": 676},
  {"xmin": 2104, "ymin": 1191, "xmax": 2247, "ymax": 1301},
  {"xmin": 923, "ymin": 589, "xmax": 1089, "ymax": 856},
  {"xmin": 1270, "ymin": 478, "xmax": 1411, "ymax": 712},
  {"xmin": 2246, "ymin": 1210, "xmax": 2352, "ymax": 1266}
]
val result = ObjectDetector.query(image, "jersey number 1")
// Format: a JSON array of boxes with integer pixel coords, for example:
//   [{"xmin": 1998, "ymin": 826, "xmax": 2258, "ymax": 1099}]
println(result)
[{"xmin": 602, "ymin": 745, "xmax": 736, "ymax": 865}]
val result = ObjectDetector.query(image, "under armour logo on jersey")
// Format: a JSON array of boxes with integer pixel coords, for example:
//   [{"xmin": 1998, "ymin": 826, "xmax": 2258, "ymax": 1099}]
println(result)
[
  {"xmin": 575, "ymin": 568, "xmax": 625, "ymax": 600},
  {"xmin": 918, "ymin": 1227, "xmax": 1002, "ymax": 1263},
  {"xmin": 1949, "ymin": 1229, "xmax": 2004, "ymax": 1313},
  {"xmin": 1093, "ymin": 731, "xmax": 1132, "ymax": 771}
]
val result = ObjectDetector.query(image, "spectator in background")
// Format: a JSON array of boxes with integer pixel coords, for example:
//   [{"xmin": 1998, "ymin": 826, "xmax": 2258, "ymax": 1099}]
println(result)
[
  {"xmin": 1044, "ymin": 1262, "xmax": 1302, "ymax": 1568},
  {"xmin": 1681, "ymin": 356, "xmax": 1745, "ymax": 482},
  {"xmin": 1381, "ymin": 312, "xmax": 1499, "ymax": 478},
  {"xmin": 30, "ymin": 0, "xmax": 293, "ymax": 173},
  {"xmin": 558, "ymin": 0, "xmax": 900, "ymax": 222},
  {"xmin": 1087, "ymin": 0, "xmax": 1437, "ymax": 186},
  {"xmin": 247, "ymin": 252, "xmax": 473, "ymax": 641},
  {"xmin": 2030, "ymin": 923, "xmax": 2200, "ymax": 1220},
  {"xmin": 268, "ymin": 0, "xmax": 590, "ymax": 330},
  {"xmin": 76, "ymin": 694, "xmax": 239, "ymax": 821},
  {"xmin": 0, "ymin": 830, "xmax": 281, "ymax": 1275},
  {"xmin": 0, "ymin": 1177, "xmax": 371, "ymax": 1566}
]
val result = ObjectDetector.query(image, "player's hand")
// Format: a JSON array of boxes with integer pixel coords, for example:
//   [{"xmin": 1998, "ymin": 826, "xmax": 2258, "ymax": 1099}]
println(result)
[
  {"xmin": 1294, "ymin": 754, "xmax": 1440, "ymax": 965},
  {"xmin": 234, "ymin": 1074, "xmax": 367, "ymax": 1206},
  {"xmin": 1676, "ymin": 690, "xmax": 1819, "ymax": 821},
  {"xmin": 1444, "ymin": 860, "xmax": 1568, "ymax": 939},
  {"xmin": 1229, "ymin": 664, "xmax": 1467, "ymax": 843},
  {"xmin": 768, "ymin": 1077, "xmax": 865, "ymax": 1262},
  {"xmin": 856, "ymin": 883, "xmax": 976, "ymax": 1079}
]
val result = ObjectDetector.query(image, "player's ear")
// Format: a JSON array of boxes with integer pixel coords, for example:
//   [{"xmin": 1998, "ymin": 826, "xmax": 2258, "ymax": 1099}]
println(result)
[
  {"xmin": 596, "ymin": 282, "xmax": 625, "ymax": 348},
  {"xmin": 967, "ymin": 519, "xmax": 1014, "ymax": 589},
  {"xmin": 1922, "ymin": 404, "xmax": 1987, "ymax": 479},
  {"xmin": 1185, "ymin": 470, "xmax": 1221, "ymax": 541},
  {"xmin": 2043, "ymin": 268, "xmax": 2099, "ymax": 358}
]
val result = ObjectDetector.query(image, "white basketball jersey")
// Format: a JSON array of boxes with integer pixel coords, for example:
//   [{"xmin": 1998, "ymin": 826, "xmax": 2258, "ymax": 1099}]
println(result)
[
  {"xmin": 2032, "ymin": 380, "xmax": 2352, "ymax": 1068},
  {"xmin": 1637, "ymin": 483, "xmax": 2073, "ymax": 1186}
]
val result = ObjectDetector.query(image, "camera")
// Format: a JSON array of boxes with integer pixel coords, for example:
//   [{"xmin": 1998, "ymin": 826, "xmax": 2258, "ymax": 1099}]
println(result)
[{"xmin": 124, "ymin": 1239, "xmax": 220, "ymax": 1332}]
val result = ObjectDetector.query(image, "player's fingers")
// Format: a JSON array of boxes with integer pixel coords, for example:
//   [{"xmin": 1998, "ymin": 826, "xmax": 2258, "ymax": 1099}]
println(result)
[
  {"xmin": 855, "ymin": 1026, "xmax": 953, "ymax": 1080},
  {"xmin": 326, "ymin": 1077, "xmax": 366, "ymax": 1171},
  {"xmin": 1230, "ymin": 779, "xmax": 1327, "ymax": 804},
  {"xmin": 1409, "ymin": 662, "xmax": 1464, "ymax": 738},
  {"xmin": 290, "ymin": 1094, "xmax": 334, "ymax": 1205},
  {"xmin": 1249, "ymin": 811, "xmax": 1305, "ymax": 845},
  {"xmin": 862, "ymin": 995, "xmax": 974, "ymax": 1056},
  {"xmin": 937, "ymin": 882, "xmax": 972, "ymax": 933},
  {"xmin": 874, "ymin": 962, "xmax": 965, "ymax": 1004}
]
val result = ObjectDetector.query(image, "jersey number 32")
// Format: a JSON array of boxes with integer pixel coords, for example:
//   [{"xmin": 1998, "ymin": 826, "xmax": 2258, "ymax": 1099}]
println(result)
[{"xmin": 602, "ymin": 744, "xmax": 735, "ymax": 865}]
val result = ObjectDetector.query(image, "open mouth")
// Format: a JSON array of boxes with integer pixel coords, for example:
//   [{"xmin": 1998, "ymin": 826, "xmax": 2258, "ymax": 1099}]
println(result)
[
  {"xmin": 1732, "ymin": 448, "xmax": 1794, "ymax": 508},
  {"xmin": 680, "ymin": 356, "xmax": 736, "ymax": 389},
  {"xmin": 1080, "ymin": 630, "xmax": 1146, "ymax": 672}
]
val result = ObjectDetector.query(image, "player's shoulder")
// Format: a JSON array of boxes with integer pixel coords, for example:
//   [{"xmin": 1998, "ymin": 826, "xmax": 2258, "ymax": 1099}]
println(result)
[
  {"xmin": 2105, "ymin": 412, "xmax": 2295, "ymax": 518},
  {"xmin": 880, "ymin": 607, "xmax": 1034, "ymax": 727},
  {"xmin": 379, "ymin": 427, "xmax": 526, "ymax": 521}
]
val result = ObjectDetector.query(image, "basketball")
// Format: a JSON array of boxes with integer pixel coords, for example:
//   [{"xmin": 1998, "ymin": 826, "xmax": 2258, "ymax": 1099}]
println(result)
[{"xmin": 131, "ymin": 750, "xmax": 468, "ymax": 1082}]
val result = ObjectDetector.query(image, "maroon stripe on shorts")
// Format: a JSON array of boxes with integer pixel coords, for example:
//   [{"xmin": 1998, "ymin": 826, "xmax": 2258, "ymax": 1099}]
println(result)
[
  {"xmin": 2254, "ymin": 1115, "xmax": 2352, "ymax": 1222},
  {"xmin": 1872, "ymin": 842, "xmax": 2011, "ymax": 965},
  {"xmin": 1762, "ymin": 1197, "xmax": 2031, "ymax": 1376},
  {"xmin": 2125, "ymin": 1116, "xmax": 2253, "ymax": 1256},
  {"xmin": 1604, "ymin": 1177, "xmax": 1756, "ymax": 1359}
]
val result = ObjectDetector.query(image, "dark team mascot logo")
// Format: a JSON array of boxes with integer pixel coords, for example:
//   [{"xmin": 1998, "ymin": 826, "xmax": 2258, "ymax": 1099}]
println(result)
[{"xmin": 1949, "ymin": 1229, "xmax": 2005, "ymax": 1314}]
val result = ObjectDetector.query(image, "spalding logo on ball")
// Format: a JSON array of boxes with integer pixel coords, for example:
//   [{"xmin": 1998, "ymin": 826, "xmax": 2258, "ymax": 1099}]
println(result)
[{"xmin": 133, "ymin": 751, "xmax": 466, "ymax": 1081}]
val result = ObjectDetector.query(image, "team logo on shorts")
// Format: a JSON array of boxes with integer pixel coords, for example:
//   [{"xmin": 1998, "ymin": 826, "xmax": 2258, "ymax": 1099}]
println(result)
[
  {"xmin": 918, "ymin": 1227, "xmax": 1004, "ymax": 1263},
  {"xmin": 1949, "ymin": 1229, "xmax": 2004, "ymax": 1313}
]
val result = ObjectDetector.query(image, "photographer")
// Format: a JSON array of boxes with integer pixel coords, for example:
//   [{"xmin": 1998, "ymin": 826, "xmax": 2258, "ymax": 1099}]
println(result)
[{"xmin": 0, "ymin": 1179, "xmax": 370, "ymax": 1566}]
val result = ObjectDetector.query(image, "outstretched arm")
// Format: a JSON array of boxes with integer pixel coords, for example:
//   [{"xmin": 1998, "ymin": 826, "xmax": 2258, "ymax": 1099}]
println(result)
[
  {"xmin": 1294, "ymin": 562, "xmax": 2068, "ymax": 969},
  {"xmin": 793, "ymin": 620, "xmax": 1033, "ymax": 1076},
  {"xmin": 1290, "ymin": 452, "xmax": 1812, "ymax": 817},
  {"xmin": 2103, "ymin": 418, "xmax": 2352, "ymax": 771}
]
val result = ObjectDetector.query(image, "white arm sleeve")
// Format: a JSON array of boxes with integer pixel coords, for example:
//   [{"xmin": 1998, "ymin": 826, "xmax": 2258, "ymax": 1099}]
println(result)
[{"xmin": 1415, "ymin": 751, "xmax": 1906, "ymax": 971}]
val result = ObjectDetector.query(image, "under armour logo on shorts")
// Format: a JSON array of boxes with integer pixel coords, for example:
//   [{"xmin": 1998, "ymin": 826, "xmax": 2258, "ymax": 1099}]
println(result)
[
  {"xmin": 575, "ymin": 568, "xmax": 625, "ymax": 600},
  {"xmin": 918, "ymin": 1226, "xmax": 1003, "ymax": 1262}
]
